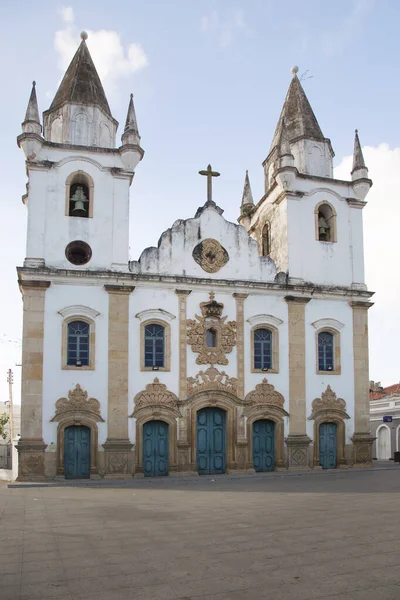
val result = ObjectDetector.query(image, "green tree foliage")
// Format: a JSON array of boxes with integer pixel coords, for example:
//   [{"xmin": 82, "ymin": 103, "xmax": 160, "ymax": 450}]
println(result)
[{"xmin": 0, "ymin": 413, "xmax": 9, "ymax": 440}]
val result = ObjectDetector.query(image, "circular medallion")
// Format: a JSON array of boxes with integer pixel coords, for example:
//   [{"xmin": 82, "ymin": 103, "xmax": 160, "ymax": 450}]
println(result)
[
  {"xmin": 192, "ymin": 238, "xmax": 229, "ymax": 273},
  {"xmin": 65, "ymin": 240, "xmax": 92, "ymax": 266}
]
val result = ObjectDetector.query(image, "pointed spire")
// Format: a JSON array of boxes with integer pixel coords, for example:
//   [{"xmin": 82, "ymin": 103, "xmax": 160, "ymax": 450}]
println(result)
[
  {"xmin": 24, "ymin": 81, "xmax": 40, "ymax": 124},
  {"xmin": 48, "ymin": 32, "xmax": 111, "ymax": 116},
  {"xmin": 351, "ymin": 129, "xmax": 367, "ymax": 174},
  {"xmin": 121, "ymin": 93, "xmax": 141, "ymax": 146},
  {"xmin": 241, "ymin": 171, "xmax": 254, "ymax": 207},
  {"xmin": 269, "ymin": 67, "xmax": 325, "ymax": 154}
]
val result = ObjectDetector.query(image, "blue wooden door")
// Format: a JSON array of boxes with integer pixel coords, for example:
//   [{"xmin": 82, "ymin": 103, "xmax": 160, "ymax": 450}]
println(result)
[
  {"xmin": 196, "ymin": 408, "xmax": 226, "ymax": 475},
  {"xmin": 64, "ymin": 425, "xmax": 90, "ymax": 479},
  {"xmin": 252, "ymin": 420, "xmax": 275, "ymax": 472},
  {"xmin": 319, "ymin": 422, "xmax": 337, "ymax": 469},
  {"xmin": 143, "ymin": 420, "xmax": 169, "ymax": 477}
]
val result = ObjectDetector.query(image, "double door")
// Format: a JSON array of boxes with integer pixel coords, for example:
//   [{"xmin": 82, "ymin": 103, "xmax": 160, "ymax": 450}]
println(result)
[
  {"xmin": 252, "ymin": 419, "xmax": 275, "ymax": 472},
  {"xmin": 196, "ymin": 408, "xmax": 226, "ymax": 475},
  {"xmin": 143, "ymin": 420, "xmax": 169, "ymax": 477},
  {"xmin": 319, "ymin": 422, "xmax": 337, "ymax": 469},
  {"xmin": 64, "ymin": 425, "xmax": 90, "ymax": 479}
]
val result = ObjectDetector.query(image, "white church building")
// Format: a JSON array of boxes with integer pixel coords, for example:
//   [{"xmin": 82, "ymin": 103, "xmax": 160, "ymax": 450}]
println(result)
[{"xmin": 16, "ymin": 33, "xmax": 375, "ymax": 479}]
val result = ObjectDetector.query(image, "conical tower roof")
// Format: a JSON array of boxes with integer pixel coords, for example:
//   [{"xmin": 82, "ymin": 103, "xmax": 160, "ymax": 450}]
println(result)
[
  {"xmin": 241, "ymin": 170, "xmax": 254, "ymax": 206},
  {"xmin": 270, "ymin": 69, "xmax": 324, "ymax": 153},
  {"xmin": 124, "ymin": 94, "xmax": 139, "ymax": 134},
  {"xmin": 49, "ymin": 32, "xmax": 111, "ymax": 116},
  {"xmin": 351, "ymin": 129, "xmax": 367, "ymax": 174},
  {"xmin": 24, "ymin": 81, "xmax": 40, "ymax": 124}
]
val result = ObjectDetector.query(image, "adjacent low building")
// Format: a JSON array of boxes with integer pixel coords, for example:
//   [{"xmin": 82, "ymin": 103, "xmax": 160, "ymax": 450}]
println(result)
[{"xmin": 370, "ymin": 382, "xmax": 400, "ymax": 460}]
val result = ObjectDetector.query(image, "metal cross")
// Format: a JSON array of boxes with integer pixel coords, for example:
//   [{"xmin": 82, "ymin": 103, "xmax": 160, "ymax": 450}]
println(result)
[{"xmin": 199, "ymin": 164, "xmax": 220, "ymax": 203}]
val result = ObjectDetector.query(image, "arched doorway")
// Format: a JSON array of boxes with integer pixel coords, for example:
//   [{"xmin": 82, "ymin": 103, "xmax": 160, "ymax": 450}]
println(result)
[
  {"xmin": 319, "ymin": 422, "xmax": 337, "ymax": 469},
  {"xmin": 196, "ymin": 407, "xmax": 226, "ymax": 475},
  {"xmin": 377, "ymin": 425, "xmax": 391, "ymax": 460},
  {"xmin": 64, "ymin": 425, "xmax": 91, "ymax": 479},
  {"xmin": 252, "ymin": 420, "xmax": 275, "ymax": 472},
  {"xmin": 143, "ymin": 420, "xmax": 169, "ymax": 477}
]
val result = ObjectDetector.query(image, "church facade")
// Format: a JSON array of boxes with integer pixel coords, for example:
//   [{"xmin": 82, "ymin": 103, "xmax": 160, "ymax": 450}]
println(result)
[{"xmin": 16, "ymin": 35, "xmax": 375, "ymax": 480}]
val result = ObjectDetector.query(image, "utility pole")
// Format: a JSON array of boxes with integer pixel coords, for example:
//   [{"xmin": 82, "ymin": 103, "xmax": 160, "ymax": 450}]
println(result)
[{"xmin": 6, "ymin": 369, "xmax": 14, "ymax": 442}]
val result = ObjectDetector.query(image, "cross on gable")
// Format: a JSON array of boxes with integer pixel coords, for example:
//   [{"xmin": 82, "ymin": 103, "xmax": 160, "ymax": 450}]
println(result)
[{"xmin": 199, "ymin": 164, "xmax": 220, "ymax": 203}]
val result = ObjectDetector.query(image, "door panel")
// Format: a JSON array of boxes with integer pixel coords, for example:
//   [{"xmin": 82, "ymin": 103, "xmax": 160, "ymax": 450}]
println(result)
[
  {"xmin": 64, "ymin": 425, "xmax": 90, "ymax": 479},
  {"xmin": 197, "ymin": 408, "xmax": 226, "ymax": 475},
  {"xmin": 143, "ymin": 421, "xmax": 169, "ymax": 477},
  {"xmin": 319, "ymin": 422, "xmax": 337, "ymax": 469},
  {"xmin": 252, "ymin": 420, "xmax": 275, "ymax": 472}
]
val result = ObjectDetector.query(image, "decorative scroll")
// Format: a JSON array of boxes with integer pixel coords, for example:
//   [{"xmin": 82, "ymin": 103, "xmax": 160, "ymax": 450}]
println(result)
[
  {"xmin": 51, "ymin": 384, "xmax": 104, "ymax": 422},
  {"xmin": 244, "ymin": 379, "xmax": 285, "ymax": 408},
  {"xmin": 187, "ymin": 366, "xmax": 238, "ymax": 396},
  {"xmin": 309, "ymin": 385, "xmax": 349, "ymax": 420},
  {"xmin": 133, "ymin": 378, "xmax": 179, "ymax": 411},
  {"xmin": 192, "ymin": 238, "xmax": 229, "ymax": 273},
  {"xmin": 187, "ymin": 292, "xmax": 237, "ymax": 365}
]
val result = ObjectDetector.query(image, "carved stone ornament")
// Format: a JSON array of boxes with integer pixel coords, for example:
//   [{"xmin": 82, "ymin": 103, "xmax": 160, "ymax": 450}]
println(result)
[
  {"xmin": 132, "ymin": 378, "xmax": 179, "ymax": 412},
  {"xmin": 187, "ymin": 366, "xmax": 238, "ymax": 396},
  {"xmin": 244, "ymin": 378, "xmax": 285, "ymax": 408},
  {"xmin": 309, "ymin": 385, "xmax": 349, "ymax": 420},
  {"xmin": 51, "ymin": 384, "xmax": 104, "ymax": 422},
  {"xmin": 192, "ymin": 238, "xmax": 229, "ymax": 273},
  {"xmin": 187, "ymin": 292, "xmax": 237, "ymax": 365}
]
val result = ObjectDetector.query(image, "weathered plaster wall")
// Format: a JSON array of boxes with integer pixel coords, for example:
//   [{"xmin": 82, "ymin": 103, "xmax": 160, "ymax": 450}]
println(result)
[{"xmin": 131, "ymin": 205, "xmax": 277, "ymax": 282}]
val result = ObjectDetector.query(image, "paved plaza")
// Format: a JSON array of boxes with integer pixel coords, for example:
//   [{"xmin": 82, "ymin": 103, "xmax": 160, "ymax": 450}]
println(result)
[{"xmin": 1, "ymin": 467, "xmax": 400, "ymax": 600}]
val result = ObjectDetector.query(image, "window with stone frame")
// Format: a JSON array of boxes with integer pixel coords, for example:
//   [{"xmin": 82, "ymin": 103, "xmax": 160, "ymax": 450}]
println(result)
[
  {"xmin": 67, "ymin": 320, "xmax": 90, "ymax": 366},
  {"xmin": 144, "ymin": 324, "xmax": 165, "ymax": 368},
  {"xmin": 253, "ymin": 328, "xmax": 273, "ymax": 370},
  {"xmin": 318, "ymin": 331, "xmax": 334, "ymax": 371}
]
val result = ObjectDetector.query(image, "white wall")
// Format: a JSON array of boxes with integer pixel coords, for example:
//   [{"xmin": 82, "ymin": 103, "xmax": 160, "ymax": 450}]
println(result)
[
  {"xmin": 25, "ymin": 147, "xmax": 131, "ymax": 271},
  {"xmin": 42, "ymin": 283, "xmax": 109, "ymax": 446},
  {"xmin": 305, "ymin": 298, "xmax": 355, "ymax": 442}
]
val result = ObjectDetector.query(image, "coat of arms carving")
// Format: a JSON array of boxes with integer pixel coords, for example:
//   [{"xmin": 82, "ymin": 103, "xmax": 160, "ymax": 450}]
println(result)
[
  {"xmin": 186, "ymin": 292, "xmax": 237, "ymax": 365},
  {"xmin": 192, "ymin": 238, "xmax": 229, "ymax": 273}
]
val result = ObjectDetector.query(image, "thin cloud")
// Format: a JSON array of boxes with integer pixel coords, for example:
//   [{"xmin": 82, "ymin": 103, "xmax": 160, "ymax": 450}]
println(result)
[
  {"xmin": 322, "ymin": 0, "xmax": 375, "ymax": 57},
  {"xmin": 54, "ymin": 6, "xmax": 148, "ymax": 97},
  {"xmin": 335, "ymin": 142, "xmax": 400, "ymax": 384},
  {"xmin": 201, "ymin": 9, "xmax": 249, "ymax": 48}
]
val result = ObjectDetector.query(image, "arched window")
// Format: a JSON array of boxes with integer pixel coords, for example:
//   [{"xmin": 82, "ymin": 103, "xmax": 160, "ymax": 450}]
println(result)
[
  {"xmin": 318, "ymin": 331, "xmax": 334, "ymax": 371},
  {"xmin": 262, "ymin": 224, "xmax": 270, "ymax": 257},
  {"xmin": 254, "ymin": 328, "xmax": 272, "ymax": 370},
  {"xmin": 315, "ymin": 202, "xmax": 336, "ymax": 242},
  {"xmin": 144, "ymin": 324, "xmax": 165, "ymax": 369},
  {"xmin": 67, "ymin": 321, "xmax": 90, "ymax": 366},
  {"xmin": 66, "ymin": 171, "xmax": 94, "ymax": 218},
  {"xmin": 206, "ymin": 328, "xmax": 217, "ymax": 348}
]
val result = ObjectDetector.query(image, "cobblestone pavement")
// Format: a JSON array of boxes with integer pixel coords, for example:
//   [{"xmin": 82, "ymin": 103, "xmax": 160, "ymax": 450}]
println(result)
[{"xmin": 1, "ymin": 467, "xmax": 400, "ymax": 600}]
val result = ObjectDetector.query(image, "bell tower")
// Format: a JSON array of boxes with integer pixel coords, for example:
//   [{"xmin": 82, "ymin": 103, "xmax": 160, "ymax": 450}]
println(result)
[
  {"xmin": 17, "ymin": 31, "xmax": 144, "ymax": 273},
  {"xmin": 239, "ymin": 67, "xmax": 372, "ymax": 289}
]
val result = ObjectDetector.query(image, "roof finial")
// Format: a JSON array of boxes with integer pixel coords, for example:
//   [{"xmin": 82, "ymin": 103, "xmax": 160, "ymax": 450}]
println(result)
[
  {"xmin": 291, "ymin": 65, "xmax": 299, "ymax": 76},
  {"xmin": 121, "ymin": 92, "xmax": 141, "ymax": 146},
  {"xmin": 80, "ymin": 31, "xmax": 88, "ymax": 41},
  {"xmin": 21, "ymin": 80, "xmax": 42, "ymax": 136},
  {"xmin": 351, "ymin": 128, "xmax": 367, "ymax": 175},
  {"xmin": 241, "ymin": 170, "xmax": 254, "ymax": 208}
]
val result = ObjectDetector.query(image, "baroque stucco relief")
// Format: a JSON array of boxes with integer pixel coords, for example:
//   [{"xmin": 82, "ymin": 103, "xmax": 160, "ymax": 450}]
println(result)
[
  {"xmin": 192, "ymin": 238, "xmax": 229, "ymax": 273},
  {"xmin": 186, "ymin": 292, "xmax": 237, "ymax": 366}
]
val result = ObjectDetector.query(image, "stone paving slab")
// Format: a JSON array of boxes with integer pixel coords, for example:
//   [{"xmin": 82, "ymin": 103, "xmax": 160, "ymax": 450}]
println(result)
[{"xmin": 1, "ymin": 468, "xmax": 400, "ymax": 599}]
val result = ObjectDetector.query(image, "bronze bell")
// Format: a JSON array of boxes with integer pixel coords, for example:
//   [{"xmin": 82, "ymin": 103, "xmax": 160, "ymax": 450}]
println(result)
[{"xmin": 71, "ymin": 186, "xmax": 88, "ymax": 217}]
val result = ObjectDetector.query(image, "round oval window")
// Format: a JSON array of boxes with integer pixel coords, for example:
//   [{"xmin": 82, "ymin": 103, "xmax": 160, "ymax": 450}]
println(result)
[{"xmin": 65, "ymin": 241, "xmax": 92, "ymax": 266}]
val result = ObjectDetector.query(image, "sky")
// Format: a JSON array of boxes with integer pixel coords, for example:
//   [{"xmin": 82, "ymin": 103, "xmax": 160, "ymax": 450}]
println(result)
[{"xmin": 0, "ymin": 0, "xmax": 399, "ymax": 405}]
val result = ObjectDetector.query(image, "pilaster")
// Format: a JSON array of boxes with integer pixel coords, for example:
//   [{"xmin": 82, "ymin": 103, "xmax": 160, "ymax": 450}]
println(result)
[
  {"xmin": 175, "ymin": 289, "xmax": 192, "ymax": 470},
  {"xmin": 17, "ymin": 280, "xmax": 50, "ymax": 480},
  {"xmin": 284, "ymin": 295, "xmax": 312, "ymax": 469},
  {"xmin": 103, "ymin": 285, "xmax": 134, "ymax": 477},
  {"xmin": 350, "ymin": 300, "xmax": 375, "ymax": 467},
  {"xmin": 233, "ymin": 293, "xmax": 248, "ymax": 400}
]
